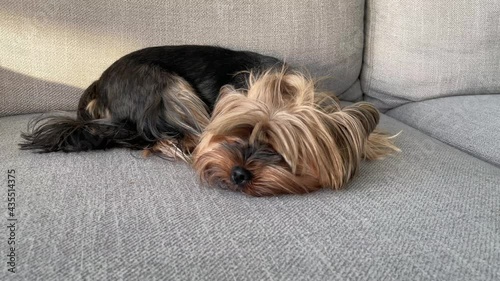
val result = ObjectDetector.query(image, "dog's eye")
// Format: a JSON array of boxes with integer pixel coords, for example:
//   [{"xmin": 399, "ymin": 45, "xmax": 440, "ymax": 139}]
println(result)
[
  {"xmin": 243, "ymin": 146, "xmax": 254, "ymax": 160},
  {"xmin": 245, "ymin": 145, "xmax": 285, "ymax": 165}
]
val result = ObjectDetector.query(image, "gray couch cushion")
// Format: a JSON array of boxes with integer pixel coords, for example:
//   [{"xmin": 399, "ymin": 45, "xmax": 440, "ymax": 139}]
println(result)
[
  {"xmin": 0, "ymin": 0, "xmax": 365, "ymax": 117},
  {"xmin": 361, "ymin": 0, "xmax": 500, "ymax": 111},
  {"xmin": 1, "ymin": 113, "xmax": 499, "ymax": 280},
  {"xmin": 387, "ymin": 95, "xmax": 500, "ymax": 167}
]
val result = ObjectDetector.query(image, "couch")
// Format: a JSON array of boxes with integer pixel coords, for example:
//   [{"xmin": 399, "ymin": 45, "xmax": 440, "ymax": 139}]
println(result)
[{"xmin": 1, "ymin": 0, "xmax": 499, "ymax": 280}]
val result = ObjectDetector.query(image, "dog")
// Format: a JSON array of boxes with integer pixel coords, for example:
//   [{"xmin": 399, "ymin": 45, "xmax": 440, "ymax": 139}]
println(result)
[
  {"xmin": 192, "ymin": 70, "xmax": 400, "ymax": 196},
  {"xmin": 20, "ymin": 45, "xmax": 399, "ymax": 196},
  {"xmin": 20, "ymin": 45, "xmax": 283, "ymax": 161}
]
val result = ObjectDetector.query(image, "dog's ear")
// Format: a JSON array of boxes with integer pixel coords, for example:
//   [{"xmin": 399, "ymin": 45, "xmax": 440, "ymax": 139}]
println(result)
[
  {"xmin": 219, "ymin": 85, "xmax": 238, "ymax": 100},
  {"xmin": 337, "ymin": 102, "xmax": 380, "ymax": 136},
  {"xmin": 246, "ymin": 70, "xmax": 316, "ymax": 107},
  {"xmin": 278, "ymin": 72, "xmax": 316, "ymax": 105},
  {"xmin": 323, "ymin": 102, "xmax": 381, "ymax": 165},
  {"xmin": 211, "ymin": 85, "xmax": 246, "ymax": 120},
  {"xmin": 325, "ymin": 102, "xmax": 400, "ymax": 162}
]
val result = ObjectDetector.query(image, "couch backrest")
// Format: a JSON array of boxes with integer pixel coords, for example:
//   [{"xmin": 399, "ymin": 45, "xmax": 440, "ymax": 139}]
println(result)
[
  {"xmin": 0, "ymin": 0, "xmax": 365, "ymax": 117},
  {"xmin": 361, "ymin": 0, "xmax": 500, "ymax": 111}
]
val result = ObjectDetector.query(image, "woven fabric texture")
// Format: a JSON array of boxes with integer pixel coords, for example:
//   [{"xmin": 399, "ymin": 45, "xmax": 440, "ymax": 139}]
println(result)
[
  {"xmin": 387, "ymin": 95, "xmax": 500, "ymax": 167},
  {"xmin": 1, "ymin": 113, "xmax": 499, "ymax": 280},
  {"xmin": 361, "ymin": 0, "xmax": 500, "ymax": 111},
  {"xmin": 0, "ymin": 0, "xmax": 365, "ymax": 117}
]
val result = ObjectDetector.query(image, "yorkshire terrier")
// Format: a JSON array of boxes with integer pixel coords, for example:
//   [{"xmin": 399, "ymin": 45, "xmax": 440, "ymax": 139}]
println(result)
[
  {"xmin": 192, "ymin": 70, "xmax": 399, "ymax": 196},
  {"xmin": 20, "ymin": 45, "xmax": 399, "ymax": 196}
]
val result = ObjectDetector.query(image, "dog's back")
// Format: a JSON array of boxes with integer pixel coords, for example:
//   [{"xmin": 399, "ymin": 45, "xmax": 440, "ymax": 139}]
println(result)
[{"xmin": 20, "ymin": 45, "xmax": 283, "ymax": 158}]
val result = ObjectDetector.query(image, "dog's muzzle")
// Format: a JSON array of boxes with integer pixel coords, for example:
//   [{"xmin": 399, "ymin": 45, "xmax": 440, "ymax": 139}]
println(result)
[{"xmin": 230, "ymin": 166, "xmax": 252, "ymax": 186}]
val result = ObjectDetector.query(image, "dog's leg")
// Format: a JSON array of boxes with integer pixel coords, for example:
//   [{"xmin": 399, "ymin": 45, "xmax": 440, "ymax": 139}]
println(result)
[{"xmin": 144, "ymin": 74, "xmax": 210, "ymax": 162}]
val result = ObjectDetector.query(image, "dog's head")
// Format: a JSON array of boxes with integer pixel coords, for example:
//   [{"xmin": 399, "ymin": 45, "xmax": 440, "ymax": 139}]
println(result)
[{"xmin": 192, "ymin": 70, "xmax": 398, "ymax": 196}]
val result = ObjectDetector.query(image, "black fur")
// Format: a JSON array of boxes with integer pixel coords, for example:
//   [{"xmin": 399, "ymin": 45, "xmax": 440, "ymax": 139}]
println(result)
[{"xmin": 20, "ymin": 45, "xmax": 283, "ymax": 153}]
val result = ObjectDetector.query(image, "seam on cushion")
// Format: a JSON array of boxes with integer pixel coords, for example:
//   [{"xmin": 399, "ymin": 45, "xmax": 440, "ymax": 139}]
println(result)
[
  {"xmin": 386, "ymin": 93, "xmax": 499, "ymax": 113},
  {"xmin": 362, "ymin": 0, "xmax": 376, "ymax": 100}
]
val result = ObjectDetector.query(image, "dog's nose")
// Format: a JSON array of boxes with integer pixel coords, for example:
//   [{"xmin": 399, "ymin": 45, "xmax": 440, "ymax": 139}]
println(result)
[{"xmin": 231, "ymin": 166, "xmax": 252, "ymax": 185}]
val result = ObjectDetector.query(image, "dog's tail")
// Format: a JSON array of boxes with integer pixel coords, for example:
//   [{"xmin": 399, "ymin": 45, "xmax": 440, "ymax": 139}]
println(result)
[
  {"xmin": 19, "ymin": 115, "xmax": 147, "ymax": 152},
  {"xmin": 19, "ymin": 81, "xmax": 148, "ymax": 153}
]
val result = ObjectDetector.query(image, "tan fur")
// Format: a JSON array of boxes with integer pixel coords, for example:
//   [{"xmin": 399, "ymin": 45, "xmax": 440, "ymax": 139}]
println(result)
[
  {"xmin": 145, "ymin": 74, "xmax": 211, "ymax": 161},
  {"xmin": 193, "ymin": 69, "xmax": 399, "ymax": 196},
  {"xmin": 165, "ymin": 75, "xmax": 210, "ymax": 136},
  {"xmin": 85, "ymin": 99, "xmax": 110, "ymax": 119}
]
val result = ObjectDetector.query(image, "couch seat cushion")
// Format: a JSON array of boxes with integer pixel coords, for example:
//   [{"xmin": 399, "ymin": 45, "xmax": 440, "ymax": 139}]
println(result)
[
  {"xmin": 387, "ymin": 95, "xmax": 500, "ymax": 167},
  {"xmin": 1, "ymin": 113, "xmax": 499, "ymax": 280}
]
